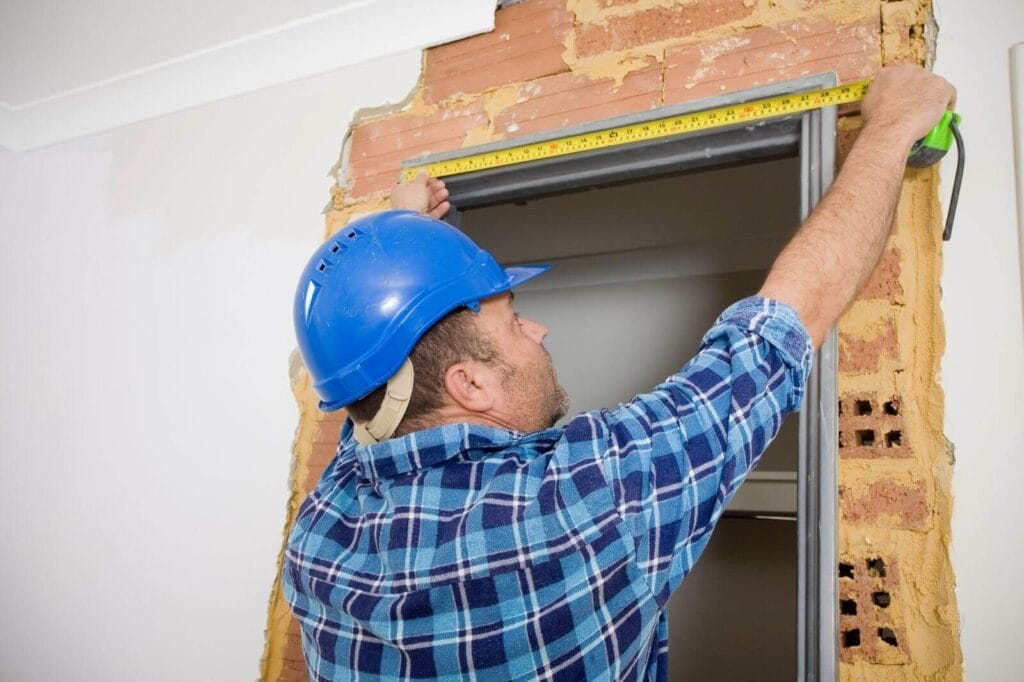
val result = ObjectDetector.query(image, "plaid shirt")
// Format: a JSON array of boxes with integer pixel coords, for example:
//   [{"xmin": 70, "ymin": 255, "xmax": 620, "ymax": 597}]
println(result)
[{"xmin": 284, "ymin": 296, "xmax": 812, "ymax": 681}]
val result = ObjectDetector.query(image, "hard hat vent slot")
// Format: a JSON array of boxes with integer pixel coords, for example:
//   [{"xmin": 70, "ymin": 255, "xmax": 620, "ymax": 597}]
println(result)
[{"xmin": 317, "ymin": 261, "xmax": 328, "ymax": 272}]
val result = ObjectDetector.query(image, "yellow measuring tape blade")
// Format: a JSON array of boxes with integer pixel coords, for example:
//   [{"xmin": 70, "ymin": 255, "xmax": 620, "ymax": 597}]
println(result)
[{"xmin": 402, "ymin": 80, "xmax": 870, "ymax": 182}]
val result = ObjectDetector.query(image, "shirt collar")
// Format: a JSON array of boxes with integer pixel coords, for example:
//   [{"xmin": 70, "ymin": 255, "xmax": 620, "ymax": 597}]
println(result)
[{"xmin": 342, "ymin": 418, "xmax": 528, "ymax": 480}]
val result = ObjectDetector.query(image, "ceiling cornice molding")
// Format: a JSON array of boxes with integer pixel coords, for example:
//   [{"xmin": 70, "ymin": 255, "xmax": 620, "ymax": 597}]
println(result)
[{"xmin": 0, "ymin": 0, "xmax": 495, "ymax": 151}]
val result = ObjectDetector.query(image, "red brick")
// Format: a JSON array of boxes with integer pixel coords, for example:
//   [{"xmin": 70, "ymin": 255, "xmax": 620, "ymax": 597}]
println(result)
[
  {"xmin": 836, "ymin": 117, "xmax": 863, "ymax": 166},
  {"xmin": 574, "ymin": 0, "xmax": 757, "ymax": 59},
  {"xmin": 318, "ymin": 408, "xmax": 348, "ymax": 429},
  {"xmin": 577, "ymin": 0, "xmax": 648, "ymax": 9},
  {"xmin": 307, "ymin": 440, "xmax": 339, "ymax": 474},
  {"xmin": 583, "ymin": 0, "xmax": 822, "ymax": 10},
  {"xmin": 858, "ymin": 247, "xmax": 904, "ymax": 303},
  {"xmin": 424, "ymin": 0, "xmax": 573, "ymax": 102},
  {"xmin": 663, "ymin": 17, "xmax": 880, "ymax": 105},
  {"xmin": 838, "ymin": 316, "xmax": 898, "ymax": 374},
  {"xmin": 303, "ymin": 452, "xmax": 334, "ymax": 492},
  {"xmin": 494, "ymin": 61, "xmax": 663, "ymax": 138},
  {"xmin": 347, "ymin": 100, "xmax": 488, "ymax": 198},
  {"xmin": 348, "ymin": 101, "xmax": 487, "ymax": 165},
  {"xmin": 836, "ymin": 554, "xmax": 908, "ymax": 664},
  {"xmin": 838, "ymin": 394, "xmax": 909, "ymax": 460},
  {"xmin": 313, "ymin": 417, "xmax": 344, "ymax": 445},
  {"xmin": 840, "ymin": 479, "xmax": 929, "ymax": 530},
  {"xmin": 279, "ymin": 657, "xmax": 310, "ymax": 678}
]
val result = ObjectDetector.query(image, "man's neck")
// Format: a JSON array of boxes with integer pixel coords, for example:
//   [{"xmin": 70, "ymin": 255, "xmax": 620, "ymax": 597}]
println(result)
[{"xmin": 395, "ymin": 409, "xmax": 520, "ymax": 438}]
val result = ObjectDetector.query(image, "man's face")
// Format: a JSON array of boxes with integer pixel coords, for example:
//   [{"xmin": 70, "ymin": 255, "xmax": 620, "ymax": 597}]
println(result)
[{"xmin": 475, "ymin": 292, "xmax": 570, "ymax": 433}]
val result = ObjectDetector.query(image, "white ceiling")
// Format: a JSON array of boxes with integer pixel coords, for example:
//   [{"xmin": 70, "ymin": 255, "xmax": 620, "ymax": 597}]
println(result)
[
  {"xmin": 0, "ymin": 0, "xmax": 496, "ymax": 150},
  {"xmin": 0, "ymin": 0, "xmax": 365, "ymax": 106}
]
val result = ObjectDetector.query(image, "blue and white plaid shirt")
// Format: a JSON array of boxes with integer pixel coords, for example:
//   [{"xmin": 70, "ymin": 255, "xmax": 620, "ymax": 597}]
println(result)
[{"xmin": 284, "ymin": 296, "xmax": 812, "ymax": 681}]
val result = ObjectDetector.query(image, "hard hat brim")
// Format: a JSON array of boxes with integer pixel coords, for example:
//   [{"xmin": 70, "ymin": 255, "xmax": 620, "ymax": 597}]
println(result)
[{"xmin": 503, "ymin": 264, "xmax": 551, "ymax": 289}]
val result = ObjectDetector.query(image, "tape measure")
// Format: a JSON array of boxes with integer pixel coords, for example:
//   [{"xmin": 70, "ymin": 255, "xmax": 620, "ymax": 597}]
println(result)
[
  {"xmin": 400, "ymin": 77, "xmax": 963, "ymax": 240},
  {"xmin": 401, "ymin": 80, "xmax": 872, "ymax": 182}
]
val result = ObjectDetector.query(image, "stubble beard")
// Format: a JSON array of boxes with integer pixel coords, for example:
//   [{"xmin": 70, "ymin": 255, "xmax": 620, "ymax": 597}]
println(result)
[
  {"xmin": 542, "ymin": 346, "xmax": 571, "ymax": 427},
  {"xmin": 500, "ymin": 345, "xmax": 570, "ymax": 433}
]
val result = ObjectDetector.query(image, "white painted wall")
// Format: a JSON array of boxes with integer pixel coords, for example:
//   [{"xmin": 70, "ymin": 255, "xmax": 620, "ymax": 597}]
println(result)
[
  {"xmin": 934, "ymin": 1, "xmax": 1024, "ymax": 678},
  {"xmin": 0, "ymin": 51, "xmax": 427, "ymax": 681}
]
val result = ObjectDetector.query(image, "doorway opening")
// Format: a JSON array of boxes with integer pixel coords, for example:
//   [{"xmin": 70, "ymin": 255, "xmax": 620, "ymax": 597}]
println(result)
[{"xmin": 406, "ymin": 74, "xmax": 839, "ymax": 681}]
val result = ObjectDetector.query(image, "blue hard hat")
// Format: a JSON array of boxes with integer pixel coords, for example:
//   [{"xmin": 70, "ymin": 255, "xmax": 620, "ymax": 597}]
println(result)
[{"xmin": 294, "ymin": 210, "xmax": 550, "ymax": 411}]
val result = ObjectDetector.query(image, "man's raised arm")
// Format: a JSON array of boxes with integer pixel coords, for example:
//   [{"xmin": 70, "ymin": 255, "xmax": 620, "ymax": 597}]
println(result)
[{"xmin": 759, "ymin": 64, "xmax": 957, "ymax": 347}]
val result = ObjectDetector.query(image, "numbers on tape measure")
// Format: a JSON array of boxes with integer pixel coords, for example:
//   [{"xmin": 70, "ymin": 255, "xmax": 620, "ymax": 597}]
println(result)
[{"xmin": 401, "ymin": 80, "xmax": 871, "ymax": 181}]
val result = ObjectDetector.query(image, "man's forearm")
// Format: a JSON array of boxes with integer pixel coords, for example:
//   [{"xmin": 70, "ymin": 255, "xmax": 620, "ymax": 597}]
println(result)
[{"xmin": 758, "ymin": 121, "xmax": 912, "ymax": 347}]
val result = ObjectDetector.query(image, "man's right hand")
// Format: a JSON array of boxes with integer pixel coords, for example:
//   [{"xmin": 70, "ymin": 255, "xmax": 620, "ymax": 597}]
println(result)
[
  {"xmin": 391, "ymin": 171, "xmax": 451, "ymax": 219},
  {"xmin": 860, "ymin": 63, "xmax": 958, "ymax": 151},
  {"xmin": 758, "ymin": 64, "xmax": 957, "ymax": 347}
]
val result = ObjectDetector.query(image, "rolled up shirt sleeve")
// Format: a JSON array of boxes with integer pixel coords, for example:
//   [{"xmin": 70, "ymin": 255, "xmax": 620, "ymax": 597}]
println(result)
[{"xmin": 595, "ymin": 295, "xmax": 813, "ymax": 604}]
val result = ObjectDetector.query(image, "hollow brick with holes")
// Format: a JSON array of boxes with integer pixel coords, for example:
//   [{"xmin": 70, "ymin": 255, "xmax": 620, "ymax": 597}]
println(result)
[
  {"xmin": 838, "ymin": 394, "xmax": 909, "ymax": 459},
  {"xmin": 837, "ymin": 555, "xmax": 908, "ymax": 665}
]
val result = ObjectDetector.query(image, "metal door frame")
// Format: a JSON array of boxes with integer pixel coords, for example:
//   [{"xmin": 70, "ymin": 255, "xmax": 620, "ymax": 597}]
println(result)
[{"xmin": 404, "ymin": 73, "xmax": 840, "ymax": 681}]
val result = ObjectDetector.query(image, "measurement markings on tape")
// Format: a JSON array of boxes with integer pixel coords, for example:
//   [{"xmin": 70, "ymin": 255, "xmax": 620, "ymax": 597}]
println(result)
[{"xmin": 401, "ymin": 80, "xmax": 870, "ymax": 182}]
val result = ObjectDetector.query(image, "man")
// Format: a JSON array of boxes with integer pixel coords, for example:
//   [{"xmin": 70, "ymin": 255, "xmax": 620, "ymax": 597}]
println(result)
[{"xmin": 284, "ymin": 64, "xmax": 955, "ymax": 680}]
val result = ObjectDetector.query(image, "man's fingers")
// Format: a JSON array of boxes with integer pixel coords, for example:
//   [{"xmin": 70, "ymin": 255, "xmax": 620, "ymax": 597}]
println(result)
[
  {"xmin": 430, "ymin": 186, "xmax": 450, "ymax": 204},
  {"xmin": 428, "ymin": 179, "xmax": 450, "ymax": 214},
  {"xmin": 428, "ymin": 201, "xmax": 451, "ymax": 219},
  {"xmin": 861, "ymin": 65, "xmax": 958, "ymax": 144}
]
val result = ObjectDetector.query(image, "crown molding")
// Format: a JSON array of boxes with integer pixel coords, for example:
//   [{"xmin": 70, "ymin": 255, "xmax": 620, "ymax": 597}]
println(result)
[{"xmin": 0, "ymin": 0, "xmax": 495, "ymax": 151}]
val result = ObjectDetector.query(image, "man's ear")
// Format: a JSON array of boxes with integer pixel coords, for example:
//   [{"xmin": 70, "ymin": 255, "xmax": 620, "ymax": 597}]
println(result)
[{"xmin": 443, "ymin": 361, "xmax": 496, "ymax": 413}]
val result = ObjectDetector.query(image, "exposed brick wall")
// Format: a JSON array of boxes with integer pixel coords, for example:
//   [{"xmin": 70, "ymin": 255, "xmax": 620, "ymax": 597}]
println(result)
[
  {"xmin": 262, "ymin": 1, "xmax": 961, "ymax": 679},
  {"xmin": 832, "ymin": 3, "xmax": 960, "ymax": 675},
  {"xmin": 343, "ymin": 0, "xmax": 879, "ymax": 200}
]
